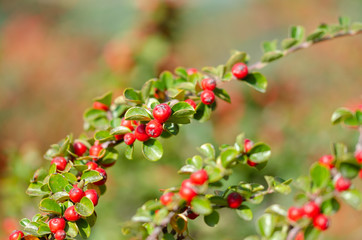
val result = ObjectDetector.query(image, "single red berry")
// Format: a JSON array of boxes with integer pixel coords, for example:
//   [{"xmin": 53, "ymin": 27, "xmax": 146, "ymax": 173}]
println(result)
[
  {"xmin": 146, "ymin": 120, "xmax": 163, "ymax": 138},
  {"xmin": 319, "ymin": 155, "xmax": 334, "ymax": 169},
  {"xmin": 187, "ymin": 210, "xmax": 199, "ymax": 220},
  {"xmin": 201, "ymin": 78, "xmax": 216, "ymax": 91},
  {"xmin": 124, "ymin": 132, "xmax": 136, "ymax": 145},
  {"xmin": 200, "ymin": 90, "xmax": 215, "ymax": 105},
  {"xmin": 93, "ymin": 101, "xmax": 109, "ymax": 111},
  {"xmin": 73, "ymin": 142, "xmax": 87, "ymax": 157},
  {"xmin": 69, "ymin": 187, "xmax": 85, "ymax": 203},
  {"xmin": 114, "ymin": 134, "xmax": 124, "ymax": 141},
  {"xmin": 303, "ymin": 202, "xmax": 320, "ymax": 218},
  {"xmin": 355, "ymin": 150, "xmax": 362, "ymax": 164},
  {"xmin": 64, "ymin": 206, "xmax": 80, "ymax": 221},
  {"xmin": 153, "ymin": 103, "xmax": 172, "ymax": 123},
  {"xmin": 244, "ymin": 139, "xmax": 253, "ymax": 153},
  {"xmin": 295, "ymin": 232, "xmax": 304, "ymax": 240},
  {"xmin": 227, "ymin": 192, "xmax": 243, "ymax": 209},
  {"xmin": 9, "ymin": 230, "xmax": 24, "ymax": 240},
  {"xmin": 49, "ymin": 218, "xmax": 66, "ymax": 233},
  {"xmin": 335, "ymin": 177, "xmax": 351, "ymax": 192},
  {"xmin": 160, "ymin": 192, "xmax": 174, "ymax": 206},
  {"xmin": 135, "ymin": 124, "xmax": 150, "ymax": 142},
  {"xmin": 247, "ymin": 160, "xmax": 258, "ymax": 167},
  {"xmin": 84, "ymin": 189, "xmax": 99, "ymax": 206},
  {"xmin": 187, "ymin": 68, "xmax": 198, "ymax": 75},
  {"xmin": 179, "ymin": 186, "xmax": 197, "ymax": 202},
  {"xmin": 190, "ymin": 170, "xmax": 208, "ymax": 185},
  {"xmin": 184, "ymin": 99, "xmax": 196, "ymax": 109},
  {"xmin": 54, "ymin": 229, "xmax": 66, "ymax": 240},
  {"xmin": 181, "ymin": 179, "xmax": 194, "ymax": 189},
  {"xmin": 94, "ymin": 167, "xmax": 107, "ymax": 185},
  {"xmin": 51, "ymin": 157, "xmax": 67, "ymax": 171},
  {"xmin": 86, "ymin": 161, "xmax": 98, "ymax": 170},
  {"xmin": 313, "ymin": 214, "xmax": 329, "ymax": 231},
  {"xmin": 121, "ymin": 118, "xmax": 135, "ymax": 131},
  {"xmin": 231, "ymin": 62, "xmax": 248, "ymax": 79},
  {"xmin": 89, "ymin": 144, "xmax": 103, "ymax": 161},
  {"xmin": 287, "ymin": 207, "xmax": 304, "ymax": 222},
  {"xmin": 359, "ymin": 169, "xmax": 362, "ymax": 179}
]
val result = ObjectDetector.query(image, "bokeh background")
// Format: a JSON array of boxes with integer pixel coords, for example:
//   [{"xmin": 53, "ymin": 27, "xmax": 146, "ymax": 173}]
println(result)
[{"xmin": 0, "ymin": 0, "xmax": 362, "ymax": 239}]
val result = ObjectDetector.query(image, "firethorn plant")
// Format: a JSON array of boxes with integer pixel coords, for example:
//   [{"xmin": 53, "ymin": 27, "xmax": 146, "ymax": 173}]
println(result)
[{"xmin": 8, "ymin": 17, "xmax": 362, "ymax": 240}]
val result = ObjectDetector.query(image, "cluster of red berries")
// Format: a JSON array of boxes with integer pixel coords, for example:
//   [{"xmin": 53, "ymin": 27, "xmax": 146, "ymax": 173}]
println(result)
[
  {"xmin": 288, "ymin": 201, "xmax": 329, "ymax": 231},
  {"xmin": 243, "ymin": 138, "xmax": 257, "ymax": 167}
]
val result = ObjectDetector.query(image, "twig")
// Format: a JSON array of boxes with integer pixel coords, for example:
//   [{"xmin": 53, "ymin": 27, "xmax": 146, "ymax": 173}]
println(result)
[{"xmin": 146, "ymin": 211, "xmax": 176, "ymax": 240}]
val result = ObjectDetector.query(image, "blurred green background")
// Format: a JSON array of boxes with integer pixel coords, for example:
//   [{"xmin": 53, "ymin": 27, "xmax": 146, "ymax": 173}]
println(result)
[{"xmin": 0, "ymin": 0, "xmax": 361, "ymax": 239}]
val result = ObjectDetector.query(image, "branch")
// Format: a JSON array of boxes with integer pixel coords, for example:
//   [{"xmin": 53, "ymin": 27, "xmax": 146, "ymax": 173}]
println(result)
[
  {"xmin": 146, "ymin": 211, "xmax": 176, "ymax": 240},
  {"xmin": 249, "ymin": 30, "xmax": 362, "ymax": 71}
]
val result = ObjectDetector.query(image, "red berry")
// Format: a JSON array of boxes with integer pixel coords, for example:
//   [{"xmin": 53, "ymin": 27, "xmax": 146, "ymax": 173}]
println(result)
[
  {"xmin": 295, "ymin": 232, "xmax": 304, "ymax": 240},
  {"xmin": 244, "ymin": 139, "xmax": 253, "ymax": 153},
  {"xmin": 51, "ymin": 157, "xmax": 67, "ymax": 171},
  {"xmin": 93, "ymin": 101, "xmax": 109, "ymax": 111},
  {"xmin": 114, "ymin": 134, "xmax": 124, "ymax": 140},
  {"xmin": 69, "ymin": 187, "xmax": 84, "ymax": 203},
  {"xmin": 247, "ymin": 160, "xmax": 257, "ymax": 167},
  {"xmin": 303, "ymin": 202, "xmax": 320, "ymax": 218},
  {"xmin": 181, "ymin": 179, "xmax": 194, "ymax": 189},
  {"xmin": 190, "ymin": 170, "xmax": 208, "ymax": 185},
  {"xmin": 9, "ymin": 230, "xmax": 24, "ymax": 240},
  {"xmin": 135, "ymin": 124, "xmax": 150, "ymax": 142},
  {"xmin": 185, "ymin": 99, "xmax": 197, "ymax": 109},
  {"xmin": 187, "ymin": 68, "xmax": 198, "ymax": 75},
  {"xmin": 187, "ymin": 210, "xmax": 199, "ymax": 220},
  {"xmin": 160, "ymin": 192, "xmax": 174, "ymax": 206},
  {"xmin": 64, "ymin": 206, "xmax": 80, "ymax": 221},
  {"xmin": 319, "ymin": 155, "xmax": 334, "ymax": 169},
  {"xmin": 287, "ymin": 207, "xmax": 304, "ymax": 222},
  {"xmin": 355, "ymin": 150, "xmax": 362, "ymax": 164},
  {"xmin": 124, "ymin": 132, "xmax": 136, "ymax": 145},
  {"xmin": 231, "ymin": 62, "xmax": 248, "ymax": 79},
  {"xmin": 84, "ymin": 189, "xmax": 99, "ymax": 206},
  {"xmin": 54, "ymin": 229, "xmax": 66, "ymax": 240},
  {"xmin": 359, "ymin": 169, "xmax": 362, "ymax": 179},
  {"xmin": 153, "ymin": 103, "xmax": 172, "ymax": 123},
  {"xmin": 313, "ymin": 214, "xmax": 329, "ymax": 231},
  {"xmin": 49, "ymin": 218, "xmax": 66, "ymax": 233},
  {"xmin": 73, "ymin": 142, "xmax": 87, "ymax": 156},
  {"xmin": 94, "ymin": 167, "xmax": 107, "ymax": 185},
  {"xmin": 89, "ymin": 144, "xmax": 103, "ymax": 161},
  {"xmin": 121, "ymin": 118, "xmax": 135, "ymax": 131},
  {"xmin": 227, "ymin": 192, "xmax": 243, "ymax": 208},
  {"xmin": 179, "ymin": 186, "xmax": 197, "ymax": 202},
  {"xmin": 86, "ymin": 161, "xmax": 98, "ymax": 170},
  {"xmin": 200, "ymin": 90, "xmax": 215, "ymax": 105},
  {"xmin": 145, "ymin": 120, "xmax": 163, "ymax": 138},
  {"xmin": 201, "ymin": 78, "xmax": 216, "ymax": 91},
  {"xmin": 335, "ymin": 177, "xmax": 351, "ymax": 192}
]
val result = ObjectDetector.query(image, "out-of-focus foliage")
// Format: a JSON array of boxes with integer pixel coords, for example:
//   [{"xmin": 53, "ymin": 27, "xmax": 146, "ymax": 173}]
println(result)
[{"xmin": 0, "ymin": 0, "xmax": 362, "ymax": 240}]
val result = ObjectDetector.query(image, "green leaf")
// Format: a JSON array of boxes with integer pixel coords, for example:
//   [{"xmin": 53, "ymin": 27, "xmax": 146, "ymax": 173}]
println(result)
[
  {"xmin": 39, "ymin": 198, "xmax": 62, "ymax": 215},
  {"xmin": 20, "ymin": 218, "xmax": 31, "ymax": 228},
  {"xmin": 306, "ymin": 30, "xmax": 326, "ymax": 41},
  {"xmin": 37, "ymin": 223, "xmax": 51, "ymax": 235},
  {"xmin": 102, "ymin": 148, "xmax": 119, "ymax": 165},
  {"xmin": 257, "ymin": 213, "xmax": 277, "ymax": 237},
  {"xmin": 160, "ymin": 71, "xmax": 174, "ymax": 89},
  {"xmin": 84, "ymin": 109, "xmax": 107, "ymax": 121},
  {"xmin": 124, "ymin": 88, "xmax": 141, "ymax": 103},
  {"xmin": 110, "ymin": 126, "xmax": 131, "ymax": 135},
  {"xmin": 310, "ymin": 163, "xmax": 331, "ymax": 189},
  {"xmin": 65, "ymin": 221, "xmax": 79, "ymax": 238},
  {"xmin": 86, "ymin": 212, "xmax": 97, "ymax": 227},
  {"xmin": 225, "ymin": 51, "xmax": 248, "ymax": 72},
  {"xmin": 321, "ymin": 198, "xmax": 340, "ymax": 215},
  {"xmin": 291, "ymin": 26, "xmax": 305, "ymax": 41},
  {"xmin": 198, "ymin": 143, "xmax": 215, "ymax": 160},
  {"xmin": 194, "ymin": 103, "xmax": 212, "ymax": 122},
  {"xmin": 236, "ymin": 205, "xmax": 253, "ymax": 221},
  {"xmin": 265, "ymin": 204, "xmax": 287, "ymax": 216},
  {"xmin": 75, "ymin": 197, "xmax": 94, "ymax": 217},
  {"xmin": 94, "ymin": 130, "xmax": 113, "ymax": 141},
  {"xmin": 242, "ymin": 72, "xmax": 268, "ymax": 93},
  {"xmin": 93, "ymin": 91, "xmax": 112, "ymax": 106},
  {"xmin": 59, "ymin": 135, "xmax": 72, "ymax": 155},
  {"xmin": 50, "ymin": 191, "xmax": 69, "ymax": 202},
  {"xmin": 281, "ymin": 38, "xmax": 298, "ymax": 50},
  {"xmin": 26, "ymin": 182, "xmax": 50, "ymax": 197},
  {"xmin": 191, "ymin": 197, "xmax": 212, "ymax": 215},
  {"xmin": 81, "ymin": 170, "xmax": 103, "ymax": 184},
  {"xmin": 214, "ymin": 88, "xmax": 231, "ymax": 103},
  {"xmin": 262, "ymin": 40, "xmax": 277, "ymax": 53},
  {"xmin": 63, "ymin": 172, "xmax": 77, "ymax": 185},
  {"xmin": 339, "ymin": 162, "xmax": 360, "ymax": 179},
  {"xmin": 204, "ymin": 210, "xmax": 219, "ymax": 227},
  {"xmin": 261, "ymin": 51, "xmax": 284, "ymax": 63},
  {"xmin": 186, "ymin": 155, "xmax": 203, "ymax": 170},
  {"xmin": 171, "ymin": 102, "xmax": 195, "ymax": 118},
  {"xmin": 124, "ymin": 107, "xmax": 152, "ymax": 121},
  {"xmin": 124, "ymin": 144, "xmax": 134, "ymax": 160},
  {"xmin": 163, "ymin": 122, "xmax": 179, "ymax": 135},
  {"xmin": 76, "ymin": 219, "xmax": 91, "ymax": 239},
  {"xmin": 304, "ymin": 225, "xmax": 320, "ymax": 240},
  {"xmin": 340, "ymin": 189, "xmax": 362, "ymax": 209},
  {"xmin": 331, "ymin": 107, "xmax": 354, "ymax": 125},
  {"xmin": 220, "ymin": 148, "xmax": 239, "ymax": 168},
  {"xmin": 142, "ymin": 139, "xmax": 163, "ymax": 161},
  {"xmin": 205, "ymin": 165, "xmax": 223, "ymax": 183},
  {"xmin": 141, "ymin": 79, "xmax": 154, "ymax": 101},
  {"xmin": 248, "ymin": 143, "xmax": 271, "ymax": 163},
  {"xmin": 178, "ymin": 165, "xmax": 198, "ymax": 174},
  {"xmin": 339, "ymin": 16, "xmax": 351, "ymax": 28},
  {"xmin": 48, "ymin": 174, "xmax": 69, "ymax": 193},
  {"xmin": 356, "ymin": 110, "xmax": 362, "ymax": 124},
  {"xmin": 175, "ymin": 67, "xmax": 188, "ymax": 79}
]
